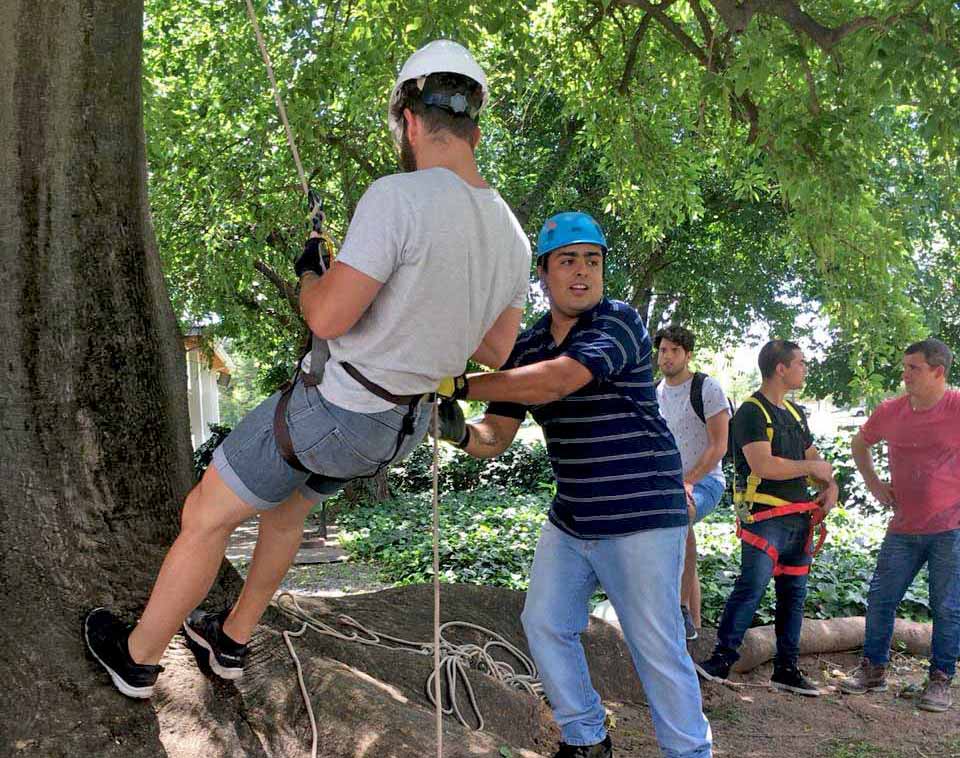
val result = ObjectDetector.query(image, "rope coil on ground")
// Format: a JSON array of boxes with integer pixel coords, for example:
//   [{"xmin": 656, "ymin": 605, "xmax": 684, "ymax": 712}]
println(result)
[{"xmin": 276, "ymin": 593, "xmax": 543, "ymax": 739}]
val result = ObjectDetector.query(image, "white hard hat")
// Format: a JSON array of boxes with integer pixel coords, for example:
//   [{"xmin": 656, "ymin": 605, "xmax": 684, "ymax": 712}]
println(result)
[{"xmin": 388, "ymin": 40, "xmax": 489, "ymax": 144}]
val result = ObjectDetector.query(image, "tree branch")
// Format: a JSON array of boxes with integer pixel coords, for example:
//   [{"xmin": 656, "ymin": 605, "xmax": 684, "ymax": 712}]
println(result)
[
  {"xmin": 253, "ymin": 258, "xmax": 300, "ymax": 316},
  {"xmin": 617, "ymin": 0, "xmax": 709, "ymax": 67},
  {"xmin": 618, "ymin": 13, "xmax": 654, "ymax": 94},
  {"xmin": 797, "ymin": 45, "xmax": 822, "ymax": 116},
  {"xmin": 317, "ymin": 132, "xmax": 378, "ymax": 179},
  {"xmin": 710, "ymin": 0, "xmax": 927, "ymax": 54},
  {"xmin": 689, "ymin": 0, "xmax": 717, "ymax": 67},
  {"xmin": 513, "ymin": 118, "xmax": 582, "ymax": 229}
]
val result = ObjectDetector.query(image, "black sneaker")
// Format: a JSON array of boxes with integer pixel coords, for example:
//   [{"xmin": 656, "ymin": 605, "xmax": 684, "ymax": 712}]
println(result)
[
  {"xmin": 771, "ymin": 663, "xmax": 821, "ymax": 696},
  {"xmin": 84, "ymin": 608, "xmax": 163, "ymax": 699},
  {"xmin": 553, "ymin": 734, "xmax": 613, "ymax": 757},
  {"xmin": 183, "ymin": 609, "xmax": 248, "ymax": 680},
  {"xmin": 695, "ymin": 652, "xmax": 733, "ymax": 682},
  {"xmin": 681, "ymin": 605, "xmax": 698, "ymax": 641}
]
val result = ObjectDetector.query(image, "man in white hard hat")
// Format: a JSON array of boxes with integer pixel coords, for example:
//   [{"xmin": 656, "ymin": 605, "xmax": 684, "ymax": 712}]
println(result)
[{"xmin": 84, "ymin": 40, "xmax": 531, "ymax": 699}]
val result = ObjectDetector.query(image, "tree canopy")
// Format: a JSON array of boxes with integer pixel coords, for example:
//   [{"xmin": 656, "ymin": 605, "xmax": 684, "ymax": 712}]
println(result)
[{"xmin": 144, "ymin": 0, "xmax": 959, "ymax": 400}]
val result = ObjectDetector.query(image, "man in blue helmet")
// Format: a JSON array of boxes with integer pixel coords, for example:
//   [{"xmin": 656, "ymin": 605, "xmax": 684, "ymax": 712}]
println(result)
[{"xmin": 435, "ymin": 212, "xmax": 712, "ymax": 758}]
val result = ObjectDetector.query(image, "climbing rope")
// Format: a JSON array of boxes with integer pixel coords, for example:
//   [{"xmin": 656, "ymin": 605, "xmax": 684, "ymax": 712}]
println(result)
[
  {"xmin": 242, "ymin": 0, "xmax": 309, "ymax": 196},
  {"xmin": 239, "ymin": 7, "xmax": 525, "ymax": 752},
  {"xmin": 276, "ymin": 593, "xmax": 543, "ymax": 739},
  {"xmin": 431, "ymin": 398, "xmax": 443, "ymax": 754}
]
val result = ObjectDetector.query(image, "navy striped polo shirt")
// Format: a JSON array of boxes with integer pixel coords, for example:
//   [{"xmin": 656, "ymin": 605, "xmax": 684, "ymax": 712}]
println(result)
[{"xmin": 487, "ymin": 298, "xmax": 687, "ymax": 538}]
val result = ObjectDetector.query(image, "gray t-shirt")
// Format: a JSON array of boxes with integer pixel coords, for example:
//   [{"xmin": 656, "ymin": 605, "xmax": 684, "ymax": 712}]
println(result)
[
  {"xmin": 318, "ymin": 167, "xmax": 531, "ymax": 412},
  {"xmin": 656, "ymin": 374, "xmax": 729, "ymax": 483}
]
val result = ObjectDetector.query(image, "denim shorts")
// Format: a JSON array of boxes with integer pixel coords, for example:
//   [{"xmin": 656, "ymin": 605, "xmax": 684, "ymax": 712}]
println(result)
[
  {"xmin": 213, "ymin": 378, "xmax": 430, "ymax": 510},
  {"xmin": 692, "ymin": 476, "xmax": 725, "ymax": 524}
]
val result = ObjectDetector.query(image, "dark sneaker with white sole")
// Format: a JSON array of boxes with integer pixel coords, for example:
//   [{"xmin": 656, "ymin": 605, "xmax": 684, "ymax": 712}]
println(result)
[
  {"xmin": 771, "ymin": 663, "xmax": 821, "ymax": 696},
  {"xmin": 695, "ymin": 652, "xmax": 734, "ymax": 682},
  {"xmin": 84, "ymin": 607, "xmax": 163, "ymax": 699},
  {"xmin": 681, "ymin": 605, "xmax": 698, "ymax": 641},
  {"xmin": 183, "ymin": 609, "xmax": 248, "ymax": 680},
  {"xmin": 553, "ymin": 734, "xmax": 613, "ymax": 757}
]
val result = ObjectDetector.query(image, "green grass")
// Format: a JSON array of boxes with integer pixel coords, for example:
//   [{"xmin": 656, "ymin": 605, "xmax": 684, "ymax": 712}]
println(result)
[
  {"xmin": 703, "ymin": 702, "xmax": 746, "ymax": 725},
  {"xmin": 819, "ymin": 739, "xmax": 901, "ymax": 758}
]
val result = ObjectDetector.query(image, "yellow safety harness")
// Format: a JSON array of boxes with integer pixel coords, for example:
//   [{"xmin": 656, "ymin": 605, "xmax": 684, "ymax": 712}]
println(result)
[
  {"xmin": 733, "ymin": 396, "xmax": 808, "ymax": 521},
  {"xmin": 732, "ymin": 396, "xmax": 827, "ymax": 577}
]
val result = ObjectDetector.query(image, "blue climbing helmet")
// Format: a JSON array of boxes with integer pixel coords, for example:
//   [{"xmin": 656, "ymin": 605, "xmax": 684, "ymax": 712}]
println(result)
[{"xmin": 536, "ymin": 211, "xmax": 607, "ymax": 262}]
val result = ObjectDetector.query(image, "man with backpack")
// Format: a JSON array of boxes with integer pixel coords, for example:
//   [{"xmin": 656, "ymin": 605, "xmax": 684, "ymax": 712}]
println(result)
[
  {"xmin": 695, "ymin": 339, "xmax": 837, "ymax": 695},
  {"xmin": 655, "ymin": 325, "xmax": 731, "ymax": 641}
]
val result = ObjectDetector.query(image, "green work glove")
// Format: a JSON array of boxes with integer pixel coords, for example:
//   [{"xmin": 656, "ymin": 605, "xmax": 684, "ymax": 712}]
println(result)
[
  {"xmin": 437, "ymin": 373, "xmax": 469, "ymax": 400},
  {"xmin": 432, "ymin": 398, "xmax": 471, "ymax": 449}
]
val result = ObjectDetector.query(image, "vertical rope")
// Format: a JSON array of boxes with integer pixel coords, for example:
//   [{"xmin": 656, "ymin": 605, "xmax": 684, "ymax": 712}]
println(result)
[
  {"xmin": 243, "ymin": 0, "xmax": 310, "ymax": 197},
  {"xmin": 431, "ymin": 399, "xmax": 443, "ymax": 757}
]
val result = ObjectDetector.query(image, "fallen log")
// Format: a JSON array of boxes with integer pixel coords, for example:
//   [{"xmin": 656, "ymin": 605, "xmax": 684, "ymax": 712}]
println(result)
[
  {"xmin": 732, "ymin": 616, "xmax": 932, "ymax": 673},
  {"xmin": 592, "ymin": 602, "xmax": 932, "ymax": 673}
]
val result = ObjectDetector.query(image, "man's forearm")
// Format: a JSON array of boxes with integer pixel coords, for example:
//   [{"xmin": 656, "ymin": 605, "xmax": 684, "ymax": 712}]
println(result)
[
  {"xmin": 753, "ymin": 456, "xmax": 819, "ymax": 481},
  {"xmin": 685, "ymin": 444, "xmax": 726, "ymax": 484},
  {"xmin": 470, "ymin": 340, "xmax": 505, "ymax": 370},
  {"xmin": 851, "ymin": 436, "xmax": 881, "ymax": 485},
  {"xmin": 467, "ymin": 359, "xmax": 589, "ymax": 405},
  {"xmin": 461, "ymin": 421, "xmax": 512, "ymax": 459}
]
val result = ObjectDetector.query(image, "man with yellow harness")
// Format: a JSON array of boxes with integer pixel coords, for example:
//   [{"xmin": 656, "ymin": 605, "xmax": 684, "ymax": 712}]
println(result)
[{"xmin": 695, "ymin": 339, "xmax": 838, "ymax": 695}]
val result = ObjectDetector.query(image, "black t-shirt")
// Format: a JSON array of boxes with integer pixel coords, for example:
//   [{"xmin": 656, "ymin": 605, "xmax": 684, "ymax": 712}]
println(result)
[{"xmin": 732, "ymin": 392, "xmax": 814, "ymax": 503}]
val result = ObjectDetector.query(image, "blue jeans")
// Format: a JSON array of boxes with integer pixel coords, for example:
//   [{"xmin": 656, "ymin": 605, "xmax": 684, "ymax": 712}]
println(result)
[
  {"xmin": 863, "ymin": 528, "xmax": 960, "ymax": 677},
  {"xmin": 715, "ymin": 512, "xmax": 812, "ymax": 664},
  {"xmin": 692, "ymin": 476, "xmax": 725, "ymax": 524},
  {"xmin": 521, "ymin": 522, "xmax": 712, "ymax": 757}
]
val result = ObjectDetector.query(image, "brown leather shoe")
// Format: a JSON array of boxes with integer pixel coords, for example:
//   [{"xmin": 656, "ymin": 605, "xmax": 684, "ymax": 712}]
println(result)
[
  {"xmin": 839, "ymin": 657, "xmax": 888, "ymax": 694},
  {"xmin": 918, "ymin": 670, "xmax": 953, "ymax": 712}
]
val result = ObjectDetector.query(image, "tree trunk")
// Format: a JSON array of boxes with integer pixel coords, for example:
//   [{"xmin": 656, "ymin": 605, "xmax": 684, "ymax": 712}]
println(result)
[
  {"xmin": 0, "ymin": 2, "xmax": 215, "ymax": 753},
  {"xmin": 0, "ymin": 6, "xmax": 556, "ymax": 756},
  {"xmin": 342, "ymin": 468, "xmax": 391, "ymax": 504}
]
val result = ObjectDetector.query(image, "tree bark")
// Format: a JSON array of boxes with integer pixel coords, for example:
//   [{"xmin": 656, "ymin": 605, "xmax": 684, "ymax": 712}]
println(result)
[{"xmin": 0, "ymin": 2, "xmax": 219, "ymax": 753}]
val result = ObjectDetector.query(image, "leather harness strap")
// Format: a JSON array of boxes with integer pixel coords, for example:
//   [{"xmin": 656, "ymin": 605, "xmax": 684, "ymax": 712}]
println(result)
[
  {"xmin": 274, "ymin": 372, "xmax": 309, "ymax": 472},
  {"xmin": 273, "ymin": 363, "xmax": 427, "ymax": 474}
]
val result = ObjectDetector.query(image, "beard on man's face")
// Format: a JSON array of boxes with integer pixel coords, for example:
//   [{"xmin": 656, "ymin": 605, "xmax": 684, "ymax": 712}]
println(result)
[{"xmin": 399, "ymin": 130, "xmax": 418, "ymax": 173}]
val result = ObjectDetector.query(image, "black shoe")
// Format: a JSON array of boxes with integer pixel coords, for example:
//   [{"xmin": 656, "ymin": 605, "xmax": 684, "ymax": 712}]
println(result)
[
  {"xmin": 553, "ymin": 735, "xmax": 613, "ymax": 757},
  {"xmin": 771, "ymin": 663, "xmax": 821, "ymax": 696},
  {"xmin": 694, "ymin": 652, "xmax": 733, "ymax": 682},
  {"xmin": 183, "ymin": 608, "xmax": 247, "ymax": 680},
  {"xmin": 681, "ymin": 605, "xmax": 698, "ymax": 641},
  {"xmin": 84, "ymin": 608, "xmax": 163, "ymax": 699}
]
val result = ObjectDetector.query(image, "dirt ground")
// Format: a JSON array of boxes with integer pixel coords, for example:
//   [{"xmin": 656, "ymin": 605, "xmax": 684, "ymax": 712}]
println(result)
[
  {"xmin": 227, "ymin": 531, "xmax": 959, "ymax": 758},
  {"xmin": 608, "ymin": 648, "xmax": 960, "ymax": 758}
]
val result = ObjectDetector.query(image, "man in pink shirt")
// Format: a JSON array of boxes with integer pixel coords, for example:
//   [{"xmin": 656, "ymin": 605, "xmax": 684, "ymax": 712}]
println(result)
[{"xmin": 840, "ymin": 339, "xmax": 960, "ymax": 712}]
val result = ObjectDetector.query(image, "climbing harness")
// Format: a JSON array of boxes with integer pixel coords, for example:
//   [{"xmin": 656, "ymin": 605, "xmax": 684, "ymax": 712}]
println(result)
[{"xmin": 732, "ymin": 396, "xmax": 827, "ymax": 577}]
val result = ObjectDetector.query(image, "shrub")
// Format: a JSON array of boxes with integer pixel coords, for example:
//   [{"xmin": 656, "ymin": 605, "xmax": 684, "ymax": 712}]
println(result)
[
  {"xmin": 337, "ymin": 489, "xmax": 549, "ymax": 589},
  {"xmin": 192, "ymin": 423, "xmax": 232, "ymax": 480},
  {"xmin": 336, "ymin": 485, "xmax": 931, "ymax": 624},
  {"xmin": 388, "ymin": 440, "xmax": 552, "ymax": 496}
]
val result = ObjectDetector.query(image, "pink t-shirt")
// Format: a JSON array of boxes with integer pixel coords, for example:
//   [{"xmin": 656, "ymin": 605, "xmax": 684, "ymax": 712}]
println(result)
[{"xmin": 859, "ymin": 389, "xmax": 960, "ymax": 534}]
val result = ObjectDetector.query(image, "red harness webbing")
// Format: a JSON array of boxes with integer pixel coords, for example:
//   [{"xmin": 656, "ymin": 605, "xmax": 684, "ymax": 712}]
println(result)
[{"xmin": 736, "ymin": 501, "xmax": 827, "ymax": 576}]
